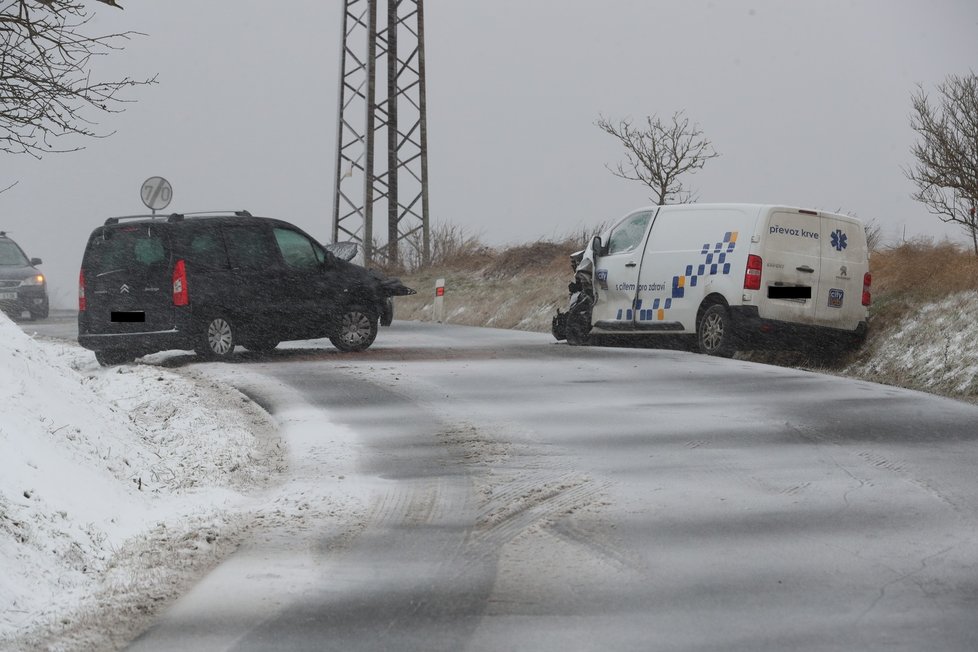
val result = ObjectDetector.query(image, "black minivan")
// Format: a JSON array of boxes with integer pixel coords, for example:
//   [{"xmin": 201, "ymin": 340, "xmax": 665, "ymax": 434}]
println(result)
[{"xmin": 78, "ymin": 211, "xmax": 414, "ymax": 366}]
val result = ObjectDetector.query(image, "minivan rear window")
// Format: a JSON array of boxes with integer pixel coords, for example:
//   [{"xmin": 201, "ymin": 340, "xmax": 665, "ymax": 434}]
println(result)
[{"xmin": 87, "ymin": 227, "xmax": 168, "ymax": 271}]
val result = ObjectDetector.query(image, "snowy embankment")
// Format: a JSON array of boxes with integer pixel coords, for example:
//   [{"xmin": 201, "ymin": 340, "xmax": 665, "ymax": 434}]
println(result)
[
  {"xmin": 843, "ymin": 290, "xmax": 978, "ymax": 401},
  {"xmin": 0, "ymin": 312, "xmax": 365, "ymax": 651}
]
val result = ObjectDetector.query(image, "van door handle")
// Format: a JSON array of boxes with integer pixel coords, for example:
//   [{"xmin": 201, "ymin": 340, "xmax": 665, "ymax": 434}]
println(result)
[
  {"xmin": 796, "ymin": 265, "xmax": 815, "ymax": 273},
  {"xmin": 625, "ymin": 261, "xmax": 637, "ymax": 268}
]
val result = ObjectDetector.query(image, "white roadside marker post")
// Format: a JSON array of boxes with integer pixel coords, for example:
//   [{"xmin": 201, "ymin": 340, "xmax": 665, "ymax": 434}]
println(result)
[{"xmin": 434, "ymin": 278, "xmax": 445, "ymax": 323}]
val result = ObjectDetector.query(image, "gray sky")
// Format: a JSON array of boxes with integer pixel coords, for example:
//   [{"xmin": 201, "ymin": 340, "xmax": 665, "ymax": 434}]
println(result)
[{"xmin": 2, "ymin": 0, "xmax": 977, "ymax": 307}]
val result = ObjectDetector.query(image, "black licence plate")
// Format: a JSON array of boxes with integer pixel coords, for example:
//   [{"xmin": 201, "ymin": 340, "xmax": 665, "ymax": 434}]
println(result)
[{"xmin": 111, "ymin": 311, "xmax": 146, "ymax": 323}]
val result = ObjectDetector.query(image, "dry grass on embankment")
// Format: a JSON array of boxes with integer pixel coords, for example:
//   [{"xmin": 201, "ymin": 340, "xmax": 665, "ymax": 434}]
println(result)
[{"xmin": 381, "ymin": 230, "xmax": 978, "ymax": 402}]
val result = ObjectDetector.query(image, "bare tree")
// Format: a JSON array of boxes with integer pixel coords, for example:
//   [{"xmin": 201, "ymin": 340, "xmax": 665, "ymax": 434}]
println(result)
[
  {"xmin": 1, "ymin": 0, "xmax": 155, "ymax": 159},
  {"xmin": 905, "ymin": 72, "xmax": 978, "ymax": 255},
  {"xmin": 596, "ymin": 110, "xmax": 719, "ymax": 205}
]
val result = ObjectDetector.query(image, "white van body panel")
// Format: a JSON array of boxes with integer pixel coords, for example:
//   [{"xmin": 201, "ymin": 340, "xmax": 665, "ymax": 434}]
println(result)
[{"xmin": 588, "ymin": 203, "xmax": 869, "ymax": 351}]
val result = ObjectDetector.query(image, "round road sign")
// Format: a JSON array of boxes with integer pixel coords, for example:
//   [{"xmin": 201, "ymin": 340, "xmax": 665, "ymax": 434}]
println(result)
[{"xmin": 140, "ymin": 176, "xmax": 173, "ymax": 211}]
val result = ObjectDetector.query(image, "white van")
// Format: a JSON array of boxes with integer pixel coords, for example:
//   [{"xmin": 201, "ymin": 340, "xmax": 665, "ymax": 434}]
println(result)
[{"xmin": 554, "ymin": 204, "xmax": 871, "ymax": 356}]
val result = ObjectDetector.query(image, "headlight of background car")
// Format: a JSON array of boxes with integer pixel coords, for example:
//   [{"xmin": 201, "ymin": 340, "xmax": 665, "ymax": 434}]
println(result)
[{"xmin": 21, "ymin": 274, "xmax": 45, "ymax": 286}]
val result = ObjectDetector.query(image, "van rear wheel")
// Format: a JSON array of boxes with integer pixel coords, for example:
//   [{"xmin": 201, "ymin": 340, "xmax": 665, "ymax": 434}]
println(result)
[
  {"xmin": 697, "ymin": 304, "xmax": 736, "ymax": 358},
  {"xmin": 196, "ymin": 316, "xmax": 236, "ymax": 360}
]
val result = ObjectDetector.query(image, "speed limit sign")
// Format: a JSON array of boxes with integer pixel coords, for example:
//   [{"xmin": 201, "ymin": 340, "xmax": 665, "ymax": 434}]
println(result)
[{"xmin": 140, "ymin": 176, "xmax": 173, "ymax": 212}]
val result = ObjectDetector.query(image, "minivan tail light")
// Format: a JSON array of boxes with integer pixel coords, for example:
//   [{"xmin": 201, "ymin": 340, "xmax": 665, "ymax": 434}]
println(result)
[
  {"xmin": 862, "ymin": 271, "xmax": 872, "ymax": 306},
  {"xmin": 744, "ymin": 254, "xmax": 762, "ymax": 291},
  {"xmin": 78, "ymin": 269, "xmax": 86, "ymax": 311},
  {"xmin": 172, "ymin": 259, "xmax": 189, "ymax": 306}
]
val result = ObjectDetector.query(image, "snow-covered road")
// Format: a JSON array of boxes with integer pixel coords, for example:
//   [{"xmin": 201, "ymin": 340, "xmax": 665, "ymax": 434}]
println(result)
[
  {"xmin": 132, "ymin": 323, "xmax": 978, "ymax": 652},
  {"xmin": 5, "ymin": 315, "xmax": 978, "ymax": 651}
]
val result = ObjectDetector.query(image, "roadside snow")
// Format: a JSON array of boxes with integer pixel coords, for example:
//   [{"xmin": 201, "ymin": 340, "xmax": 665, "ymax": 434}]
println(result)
[
  {"xmin": 0, "ymin": 312, "xmax": 291, "ymax": 650},
  {"xmin": 844, "ymin": 290, "xmax": 978, "ymax": 398}
]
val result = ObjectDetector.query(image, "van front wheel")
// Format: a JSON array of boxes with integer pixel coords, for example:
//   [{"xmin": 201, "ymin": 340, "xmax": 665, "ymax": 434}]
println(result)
[
  {"xmin": 697, "ymin": 304, "xmax": 736, "ymax": 357},
  {"xmin": 330, "ymin": 306, "xmax": 378, "ymax": 352}
]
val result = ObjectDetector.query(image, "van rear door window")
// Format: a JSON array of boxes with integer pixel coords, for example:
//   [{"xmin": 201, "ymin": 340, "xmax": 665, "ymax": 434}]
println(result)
[{"xmin": 88, "ymin": 227, "xmax": 168, "ymax": 271}]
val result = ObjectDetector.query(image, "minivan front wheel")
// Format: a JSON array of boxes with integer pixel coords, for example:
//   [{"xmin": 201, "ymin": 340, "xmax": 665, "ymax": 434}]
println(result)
[
  {"xmin": 330, "ymin": 306, "xmax": 378, "ymax": 352},
  {"xmin": 697, "ymin": 304, "xmax": 736, "ymax": 357},
  {"xmin": 196, "ymin": 316, "xmax": 236, "ymax": 360}
]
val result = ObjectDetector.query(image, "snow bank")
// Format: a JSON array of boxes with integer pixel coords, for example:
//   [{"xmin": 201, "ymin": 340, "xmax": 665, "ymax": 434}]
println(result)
[
  {"xmin": 844, "ymin": 290, "xmax": 978, "ymax": 398},
  {"xmin": 0, "ymin": 312, "xmax": 283, "ymax": 646}
]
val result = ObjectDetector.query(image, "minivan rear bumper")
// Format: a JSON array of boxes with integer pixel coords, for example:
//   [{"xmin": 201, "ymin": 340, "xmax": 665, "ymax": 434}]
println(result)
[
  {"xmin": 77, "ymin": 307, "xmax": 195, "ymax": 356},
  {"xmin": 77, "ymin": 327, "xmax": 191, "ymax": 355},
  {"xmin": 730, "ymin": 306, "xmax": 868, "ymax": 350}
]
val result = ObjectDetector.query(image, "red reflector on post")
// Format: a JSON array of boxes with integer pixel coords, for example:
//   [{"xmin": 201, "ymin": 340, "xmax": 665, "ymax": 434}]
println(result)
[{"xmin": 436, "ymin": 287, "xmax": 445, "ymax": 297}]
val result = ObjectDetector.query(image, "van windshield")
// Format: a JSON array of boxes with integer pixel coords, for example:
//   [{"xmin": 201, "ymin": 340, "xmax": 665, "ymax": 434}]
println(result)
[
  {"xmin": 0, "ymin": 240, "xmax": 30, "ymax": 266},
  {"xmin": 86, "ymin": 226, "xmax": 168, "ymax": 273}
]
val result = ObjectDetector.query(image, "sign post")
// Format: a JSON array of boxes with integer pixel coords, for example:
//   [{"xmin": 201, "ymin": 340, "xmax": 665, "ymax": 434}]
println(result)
[
  {"xmin": 433, "ymin": 278, "xmax": 445, "ymax": 323},
  {"xmin": 140, "ymin": 176, "xmax": 173, "ymax": 215}
]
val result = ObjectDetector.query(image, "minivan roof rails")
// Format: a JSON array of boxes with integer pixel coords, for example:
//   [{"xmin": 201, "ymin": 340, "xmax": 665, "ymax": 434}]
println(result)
[
  {"xmin": 104, "ymin": 210, "xmax": 253, "ymax": 226},
  {"xmin": 103, "ymin": 214, "xmax": 158, "ymax": 225},
  {"xmin": 174, "ymin": 210, "xmax": 253, "ymax": 217}
]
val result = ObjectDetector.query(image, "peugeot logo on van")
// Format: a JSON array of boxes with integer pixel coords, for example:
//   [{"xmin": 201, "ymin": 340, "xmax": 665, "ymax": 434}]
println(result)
[{"xmin": 119, "ymin": 284, "xmax": 131, "ymax": 294}]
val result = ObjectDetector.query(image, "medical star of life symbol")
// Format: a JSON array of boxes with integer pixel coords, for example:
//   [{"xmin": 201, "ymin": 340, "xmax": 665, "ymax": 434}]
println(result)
[{"xmin": 831, "ymin": 229, "xmax": 848, "ymax": 251}]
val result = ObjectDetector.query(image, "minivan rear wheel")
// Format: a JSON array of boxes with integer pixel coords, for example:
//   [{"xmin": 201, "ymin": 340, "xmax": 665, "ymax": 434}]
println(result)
[
  {"xmin": 697, "ymin": 304, "xmax": 736, "ymax": 357},
  {"xmin": 196, "ymin": 316, "xmax": 236, "ymax": 360},
  {"xmin": 330, "ymin": 306, "xmax": 378, "ymax": 352}
]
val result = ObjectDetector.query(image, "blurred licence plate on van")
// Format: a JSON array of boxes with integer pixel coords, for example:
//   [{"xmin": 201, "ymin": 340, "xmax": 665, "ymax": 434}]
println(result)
[
  {"xmin": 111, "ymin": 311, "xmax": 146, "ymax": 322},
  {"xmin": 0, "ymin": 292, "xmax": 16, "ymax": 300}
]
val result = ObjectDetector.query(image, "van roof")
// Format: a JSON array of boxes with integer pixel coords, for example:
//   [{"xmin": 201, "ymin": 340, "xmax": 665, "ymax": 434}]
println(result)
[{"xmin": 633, "ymin": 203, "xmax": 863, "ymax": 222}]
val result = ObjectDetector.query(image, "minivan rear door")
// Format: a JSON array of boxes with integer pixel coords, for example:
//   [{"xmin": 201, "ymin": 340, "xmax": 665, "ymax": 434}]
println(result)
[
  {"xmin": 82, "ymin": 224, "xmax": 174, "ymax": 333},
  {"xmin": 760, "ymin": 210, "xmax": 821, "ymax": 324},
  {"xmin": 814, "ymin": 215, "xmax": 867, "ymax": 330}
]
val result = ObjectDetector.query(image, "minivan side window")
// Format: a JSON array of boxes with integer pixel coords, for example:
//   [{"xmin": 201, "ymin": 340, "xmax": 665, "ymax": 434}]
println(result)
[
  {"xmin": 273, "ymin": 228, "xmax": 322, "ymax": 270},
  {"xmin": 223, "ymin": 225, "xmax": 279, "ymax": 270},
  {"xmin": 606, "ymin": 211, "xmax": 653, "ymax": 255},
  {"xmin": 187, "ymin": 229, "xmax": 229, "ymax": 269}
]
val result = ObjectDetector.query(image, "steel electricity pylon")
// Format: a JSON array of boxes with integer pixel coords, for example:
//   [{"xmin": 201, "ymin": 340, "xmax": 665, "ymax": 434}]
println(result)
[{"xmin": 332, "ymin": 0, "xmax": 430, "ymax": 265}]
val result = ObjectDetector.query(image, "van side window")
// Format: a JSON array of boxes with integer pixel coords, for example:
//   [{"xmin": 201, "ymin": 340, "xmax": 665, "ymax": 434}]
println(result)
[
  {"xmin": 606, "ymin": 211, "xmax": 652, "ymax": 255},
  {"xmin": 187, "ymin": 230, "xmax": 229, "ymax": 269},
  {"xmin": 273, "ymin": 228, "xmax": 321, "ymax": 270},
  {"xmin": 223, "ymin": 226, "xmax": 279, "ymax": 270}
]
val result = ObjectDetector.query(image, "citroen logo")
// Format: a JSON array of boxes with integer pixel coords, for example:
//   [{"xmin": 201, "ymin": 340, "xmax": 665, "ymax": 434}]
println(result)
[{"xmin": 119, "ymin": 284, "xmax": 131, "ymax": 294}]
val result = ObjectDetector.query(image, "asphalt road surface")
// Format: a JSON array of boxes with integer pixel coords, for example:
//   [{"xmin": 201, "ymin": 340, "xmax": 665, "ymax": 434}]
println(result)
[{"xmin": 20, "ymin": 316, "xmax": 978, "ymax": 651}]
